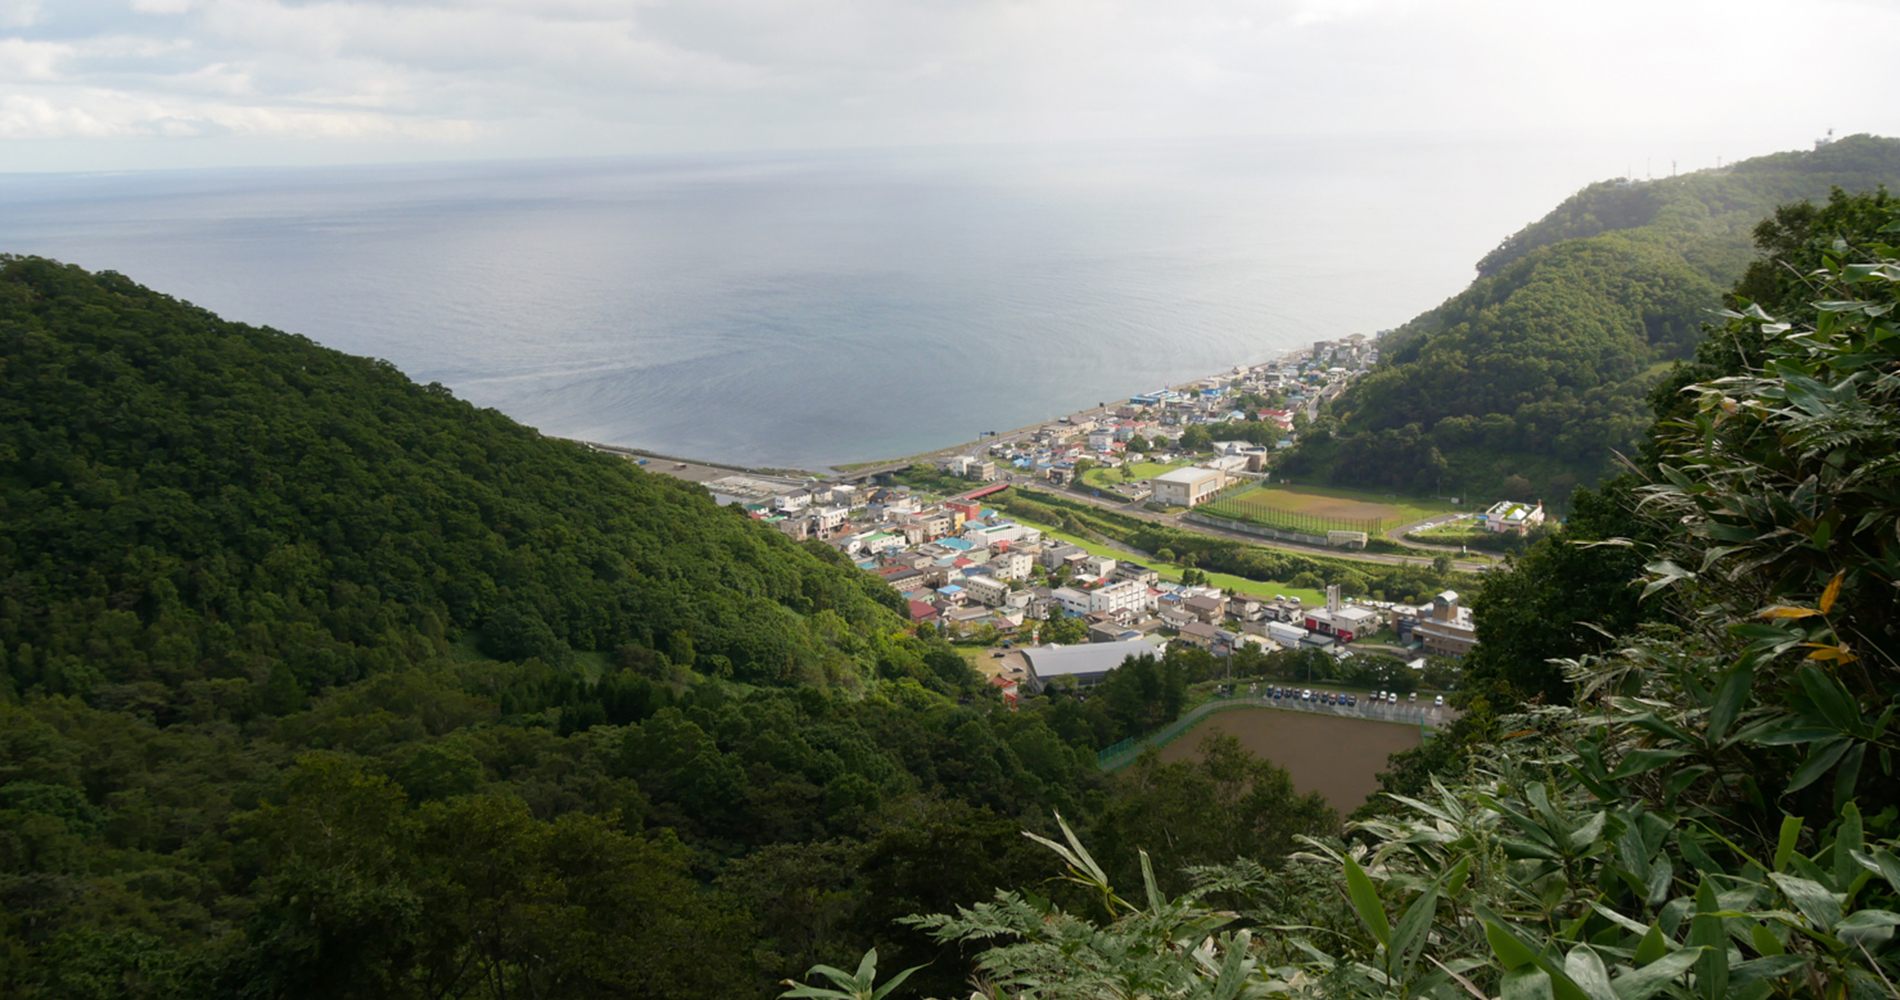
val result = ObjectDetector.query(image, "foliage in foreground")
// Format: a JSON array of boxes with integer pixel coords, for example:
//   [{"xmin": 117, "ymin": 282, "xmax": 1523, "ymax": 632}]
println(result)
[{"xmin": 791, "ymin": 183, "xmax": 1900, "ymax": 1000}]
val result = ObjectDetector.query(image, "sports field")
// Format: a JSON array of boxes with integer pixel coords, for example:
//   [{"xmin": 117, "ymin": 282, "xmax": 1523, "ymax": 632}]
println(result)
[
  {"xmin": 1157, "ymin": 708, "xmax": 1423, "ymax": 810},
  {"xmin": 1202, "ymin": 484, "xmax": 1457, "ymax": 535}
]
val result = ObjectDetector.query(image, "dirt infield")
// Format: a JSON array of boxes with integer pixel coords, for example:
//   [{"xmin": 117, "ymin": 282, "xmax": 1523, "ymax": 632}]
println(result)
[
  {"xmin": 1156, "ymin": 708, "xmax": 1424, "ymax": 812},
  {"xmin": 1228, "ymin": 486, "xmax": 1405, "ymax": 521}
]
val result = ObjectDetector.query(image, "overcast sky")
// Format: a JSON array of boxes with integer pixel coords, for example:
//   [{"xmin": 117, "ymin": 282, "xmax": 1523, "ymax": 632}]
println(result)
[{"xmin": 0, "ymin": 0, "xmax": 1895, "ymax": 172}]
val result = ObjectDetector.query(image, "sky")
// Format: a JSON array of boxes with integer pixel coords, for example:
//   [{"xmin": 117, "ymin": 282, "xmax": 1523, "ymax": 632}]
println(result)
[{"xmin": 0, "ymin": 0, "xmax": 1896, "ymax": 172}]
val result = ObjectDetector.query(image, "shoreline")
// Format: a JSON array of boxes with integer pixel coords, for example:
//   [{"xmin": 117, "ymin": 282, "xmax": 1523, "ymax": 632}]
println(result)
[{"xmin": 571, "ymin": 341, "xmax": 1321, "ymax": 480}]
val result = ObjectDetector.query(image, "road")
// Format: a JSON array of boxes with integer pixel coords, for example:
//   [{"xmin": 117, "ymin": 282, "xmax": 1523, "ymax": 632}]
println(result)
[{"xmin": 1017, "ymin": 478, "xmax": 1493, "ymax": 572}]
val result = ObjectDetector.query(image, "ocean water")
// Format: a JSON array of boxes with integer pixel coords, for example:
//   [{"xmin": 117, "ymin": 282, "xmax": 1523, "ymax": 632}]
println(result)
[{"xmin": 0, "ymin": 134, "xmax": 1675, "ymax": 469}]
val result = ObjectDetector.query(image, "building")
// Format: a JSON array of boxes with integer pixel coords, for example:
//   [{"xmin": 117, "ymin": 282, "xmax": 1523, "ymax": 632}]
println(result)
[
  {"xmin": 1183, "ymin": 594, "xmax": 1227, "ymax": 623},
  {"xmin": 1302, "ymin": 585, "xmax": 1379, "ymax": 643},
  {"xmin": 1413, "ymin": 590, "xmax": 1478, "ymax": 658},
  {"xmin": 1151, "ymin": 466, "xmax": 1227, "ymax": 507},
  {"xmin": 1019, "ymin": 640, "xmax": 1150, "ymax": 691},
  {"xmin": 1082, "ymin": 554, "xmax": 1117, "ymax": 577},
  {"xmin": 989, "ymin": 549, "xmax": 1033, "ymax": 581},
  {"xmin": 1111, "ymin": 561, "xmax": 1160, "ymax": 586},
  {"xmin": 1050, "ymin": 586, "xmax": 1092, "ymax": 616},
  {"xmin": 1088, "ymin": 579, "xmax": 1147, "ymax": 615},
  {"xmin": 1480, "ymin": 500, "xmax": 1547, "ymax": 536},
  {"xmin": 1175, "ymin": 621, "xmax": 1219, "ymax": 648},
  {"xmin": 963, "ymin": 575, "xmax": 1011, "ymax": 607}
]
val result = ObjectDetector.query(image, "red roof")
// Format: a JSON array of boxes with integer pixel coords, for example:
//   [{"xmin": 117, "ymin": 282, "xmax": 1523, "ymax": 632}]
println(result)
[{"xmin": 908, "ymin": 601, "xmax": 940, "ymax": 622}]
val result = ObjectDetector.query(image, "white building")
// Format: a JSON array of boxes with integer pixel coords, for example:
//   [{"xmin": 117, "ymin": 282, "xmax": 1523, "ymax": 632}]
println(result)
[
  {"xmin": 1152, "ymin": 466, "xmax": 1227, "ymax": 507},
  {"xmin": 1051, "ymin": 586, "xmax": 1092, "ymax": 616},
  {"xmin": 1088, "ymin": 580, "xmax": 1147, "ymax": 615},
  {"xmin": 1082, "ymin": 555, "xmax": 1117, "ymax": 578},
  {"xmin": 811, "ymin": 506, "xmax": 850, "ymax": 532},
  {"xmin": 989, "ymin": 550, "xmax": 1033, "ymax": 581}
]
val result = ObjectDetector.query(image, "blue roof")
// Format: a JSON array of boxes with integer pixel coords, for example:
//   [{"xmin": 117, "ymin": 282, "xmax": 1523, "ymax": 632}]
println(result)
[{"xmin": 940, "ymin": 538, "xmax": 974, "ymax": 551}]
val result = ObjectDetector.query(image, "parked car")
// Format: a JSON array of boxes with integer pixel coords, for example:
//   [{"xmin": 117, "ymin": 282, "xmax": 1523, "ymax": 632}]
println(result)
[
  {"xmin": 1409, "ymin": 692, "xmax": 1417, "ymax": 703},
  {"xmin": 1387, "ymin": 692, "xmax": 1398, "ymax": 704},
  {"xmin": 1434, "ymin": 695, "xmax": 1445, "ymax": 707}
]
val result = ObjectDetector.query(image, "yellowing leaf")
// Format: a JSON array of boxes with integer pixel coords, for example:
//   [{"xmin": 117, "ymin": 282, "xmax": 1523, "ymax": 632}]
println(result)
[
  {"xmin": 1803, "ymin": 643, "xmax": 1859, "ymax": 664},
  {"xmin": 1819, "ymin": 571, "xmax": 1845, "ymax": 615},
  {"xmin": 1757, "ymin": 605, "xmax": 1823, "ymax": 619}
]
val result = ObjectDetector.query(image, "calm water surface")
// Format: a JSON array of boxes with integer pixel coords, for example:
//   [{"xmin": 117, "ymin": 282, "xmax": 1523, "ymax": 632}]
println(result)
[{"xmin": 0, "ymin": 134, "xmax": 1645, "ymax": 469}]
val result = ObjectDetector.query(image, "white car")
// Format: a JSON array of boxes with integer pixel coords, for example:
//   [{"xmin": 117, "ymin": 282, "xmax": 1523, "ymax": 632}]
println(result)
[
  {"xmin": 1434, "ymin": 695, "xmax": 1444, "ymax": 706},
  {"xmin": 1387, "ymin": 692, "xmax": 1397, "ymax": 704}
]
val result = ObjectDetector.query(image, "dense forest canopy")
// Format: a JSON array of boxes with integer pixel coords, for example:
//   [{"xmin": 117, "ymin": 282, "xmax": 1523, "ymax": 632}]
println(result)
[
  {"xmin": 1283, "ymin": 133, "xmax": 1900, "ymax": 499},
  {"xmin": 0, "ymin": 258, "xmax": 1340, "ymax": 998}
]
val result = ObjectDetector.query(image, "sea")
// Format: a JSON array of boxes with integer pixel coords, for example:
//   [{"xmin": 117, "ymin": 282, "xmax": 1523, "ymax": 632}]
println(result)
[{"xmin": 0, "ymin": 132, "xmax": 1742, "ymax": 470}]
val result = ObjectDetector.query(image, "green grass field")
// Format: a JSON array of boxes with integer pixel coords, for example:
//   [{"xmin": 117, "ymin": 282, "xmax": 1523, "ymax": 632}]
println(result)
[
  {"xmin": 1203, "ymin": 484, "xmax": 1461, "ymax": 536},
  {"xmin": 1032, "ymin": 524, "xmax": 1325, "ymax": 606},
  {"xmin": 1080, "ymin": 460, "xmax": 1188, "ymax": 489}
]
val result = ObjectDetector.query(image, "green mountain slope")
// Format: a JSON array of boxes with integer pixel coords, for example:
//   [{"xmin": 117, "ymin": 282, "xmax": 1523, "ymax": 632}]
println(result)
[
  {"xmin": 1283, "ymin": 133, "xmax": 1900, "ymax": 498},
  {"xmin": 0, "ymin": 256, "xmax": 899, "ymax": 709},
  {"xmin": 1, "ymin": 258, "xmax": 1340, "ymax": 998}
]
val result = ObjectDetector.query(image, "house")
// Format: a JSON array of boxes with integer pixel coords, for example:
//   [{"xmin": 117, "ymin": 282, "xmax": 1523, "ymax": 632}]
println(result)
[
  {"xmin": 907, "ymin": 600, "xmax": 940, "ymax": 625},
  {"xmin": 1151, "ymin": 466, "xmax": 1227, "ymax": 507},
  {"xmin": 987, "ymin": 674, "xmax": 1020, "ymax": 708},
  {"xmin": 1175, "ymin": 621, "xmax": 1220, "ymax": 648},
  {"xmin": 1082, "ymin": 554, "xmax": 1117, "ymax": 577},
  {"xmin": 1183, "ymin": 594, "xmax": 1227, "ymax": 623},
  {"xmin": 1480, "ymin": 500, "xmax": 1547, "ymax": 536}
]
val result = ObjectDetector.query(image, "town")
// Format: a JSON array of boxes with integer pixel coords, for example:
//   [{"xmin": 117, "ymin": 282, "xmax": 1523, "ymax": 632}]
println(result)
[{"xmin": 606, "ymin": 334, "xmax": 1554, "ymax": 704}]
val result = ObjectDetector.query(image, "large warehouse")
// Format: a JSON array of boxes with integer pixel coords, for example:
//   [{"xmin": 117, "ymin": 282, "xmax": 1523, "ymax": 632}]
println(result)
[{"xmin": 1018, "ymin": 640, "xmax": 1155, "ymax": 691}]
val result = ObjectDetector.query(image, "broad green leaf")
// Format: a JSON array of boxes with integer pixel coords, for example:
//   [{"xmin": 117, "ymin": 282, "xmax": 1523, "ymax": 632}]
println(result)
[
  {"xmin": 1834, "ymin": 908, "xmax": 1900, "ymax": 945},
  {"xmin": 1796, "ymin": 664, "xmax": 1862, "ymax": 735},
  {"xmin": 1392, "ymin": 881, "xmax": 1441, "ymax": 978},
  {"xmin": 868, "ymin": 962, "xmax": 927, "ymax": 1000},
  {"xmin": 1633, "ymin": 923, "xmax": 1669, "ymax": 965},
  {"xmin": 1750, "ymin": 922, "xmax": 1784, "ymax": 956},
  {"xmin": 1503, "ymin": 966, "xmax": 1555, "ymax": 1000},
  {"xmin": 1563, "ymin": 945, "xmax": 1616, "ymax": 1000},
  {"xmin": 1610, "ymin": 750, "xmax": 1691, "ymax": 780},
  {"xmin": 1832, "ymin": 801, "xmax": 1863, "ymax": 889},
  {"xmin": 1707, "ymin": 659, "xmax": 1754, "ymax": 742},
  {"xmin": 1730, "ymin": 954, "xmax": 1807, "ymax": 986},
  {"xmin": 1773, "ymin": 814, "xmax": 1802, "ymax": 873},
  {"xmin": 1484, "ymin": 917, "xmax": 1540, "ymax": 971},
  {"xmin": 1343, "ymin": 854, "xmax": 1391, "ymax": 949},
  {"xmin": 1768, "ymin": 872, "xmax": 1843, "ymax": 930},
  {"xmin": 1851, "ymin": 846, "xmax": 1900, "ymax": 894},
  {"xmin": 1785, "ymin": 737, "xmax": 1851, "ymax": 794},
  {"xmin": 1568, "ymin": 810, "xmax": 1609, "ymax": 852},
  {"xmin": 1610, "ymin": 947, "xmax": 1704, "ymax": 1000}
]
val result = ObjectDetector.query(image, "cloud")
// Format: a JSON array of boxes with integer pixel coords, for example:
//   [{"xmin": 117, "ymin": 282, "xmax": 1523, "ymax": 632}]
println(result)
[{"xmin": 0, "ymin": 0, "xmax": 1894, "ymax": 163}]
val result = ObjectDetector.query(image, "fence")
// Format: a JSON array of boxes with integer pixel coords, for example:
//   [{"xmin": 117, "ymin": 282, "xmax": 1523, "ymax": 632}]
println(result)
[
  {"xmin": 1183, "ymin": 512, "xmax": 1331, "ymax": 548},
  {"xmin": 1200, "ymin": 492, "xmax": 1401, "ymax": 536},
  {"xmin": 1095, "ymin": 693, "xmax": 1442, "ymax": 772}
]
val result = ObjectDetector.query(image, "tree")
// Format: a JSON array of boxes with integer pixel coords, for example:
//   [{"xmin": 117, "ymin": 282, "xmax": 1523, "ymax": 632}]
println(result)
[{"xmin": 1090, "ymin": 734, "xmax": 1335, "ymax": 897}]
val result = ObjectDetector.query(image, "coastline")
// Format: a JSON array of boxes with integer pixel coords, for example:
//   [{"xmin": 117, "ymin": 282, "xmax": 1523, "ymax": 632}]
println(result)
[{"xmin": 570, "ymin": 341, "xmax": 1321, "ymax": 480}]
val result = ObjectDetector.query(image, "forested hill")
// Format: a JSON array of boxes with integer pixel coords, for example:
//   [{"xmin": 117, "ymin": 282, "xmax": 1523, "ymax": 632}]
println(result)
[
  {"xmin": 0, "ymin": 255, "xmax": 901, "ymax": 704},
  {"xmin": 1281, "ymin": 133, "xmax": 1900, "ymax": 498}
]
